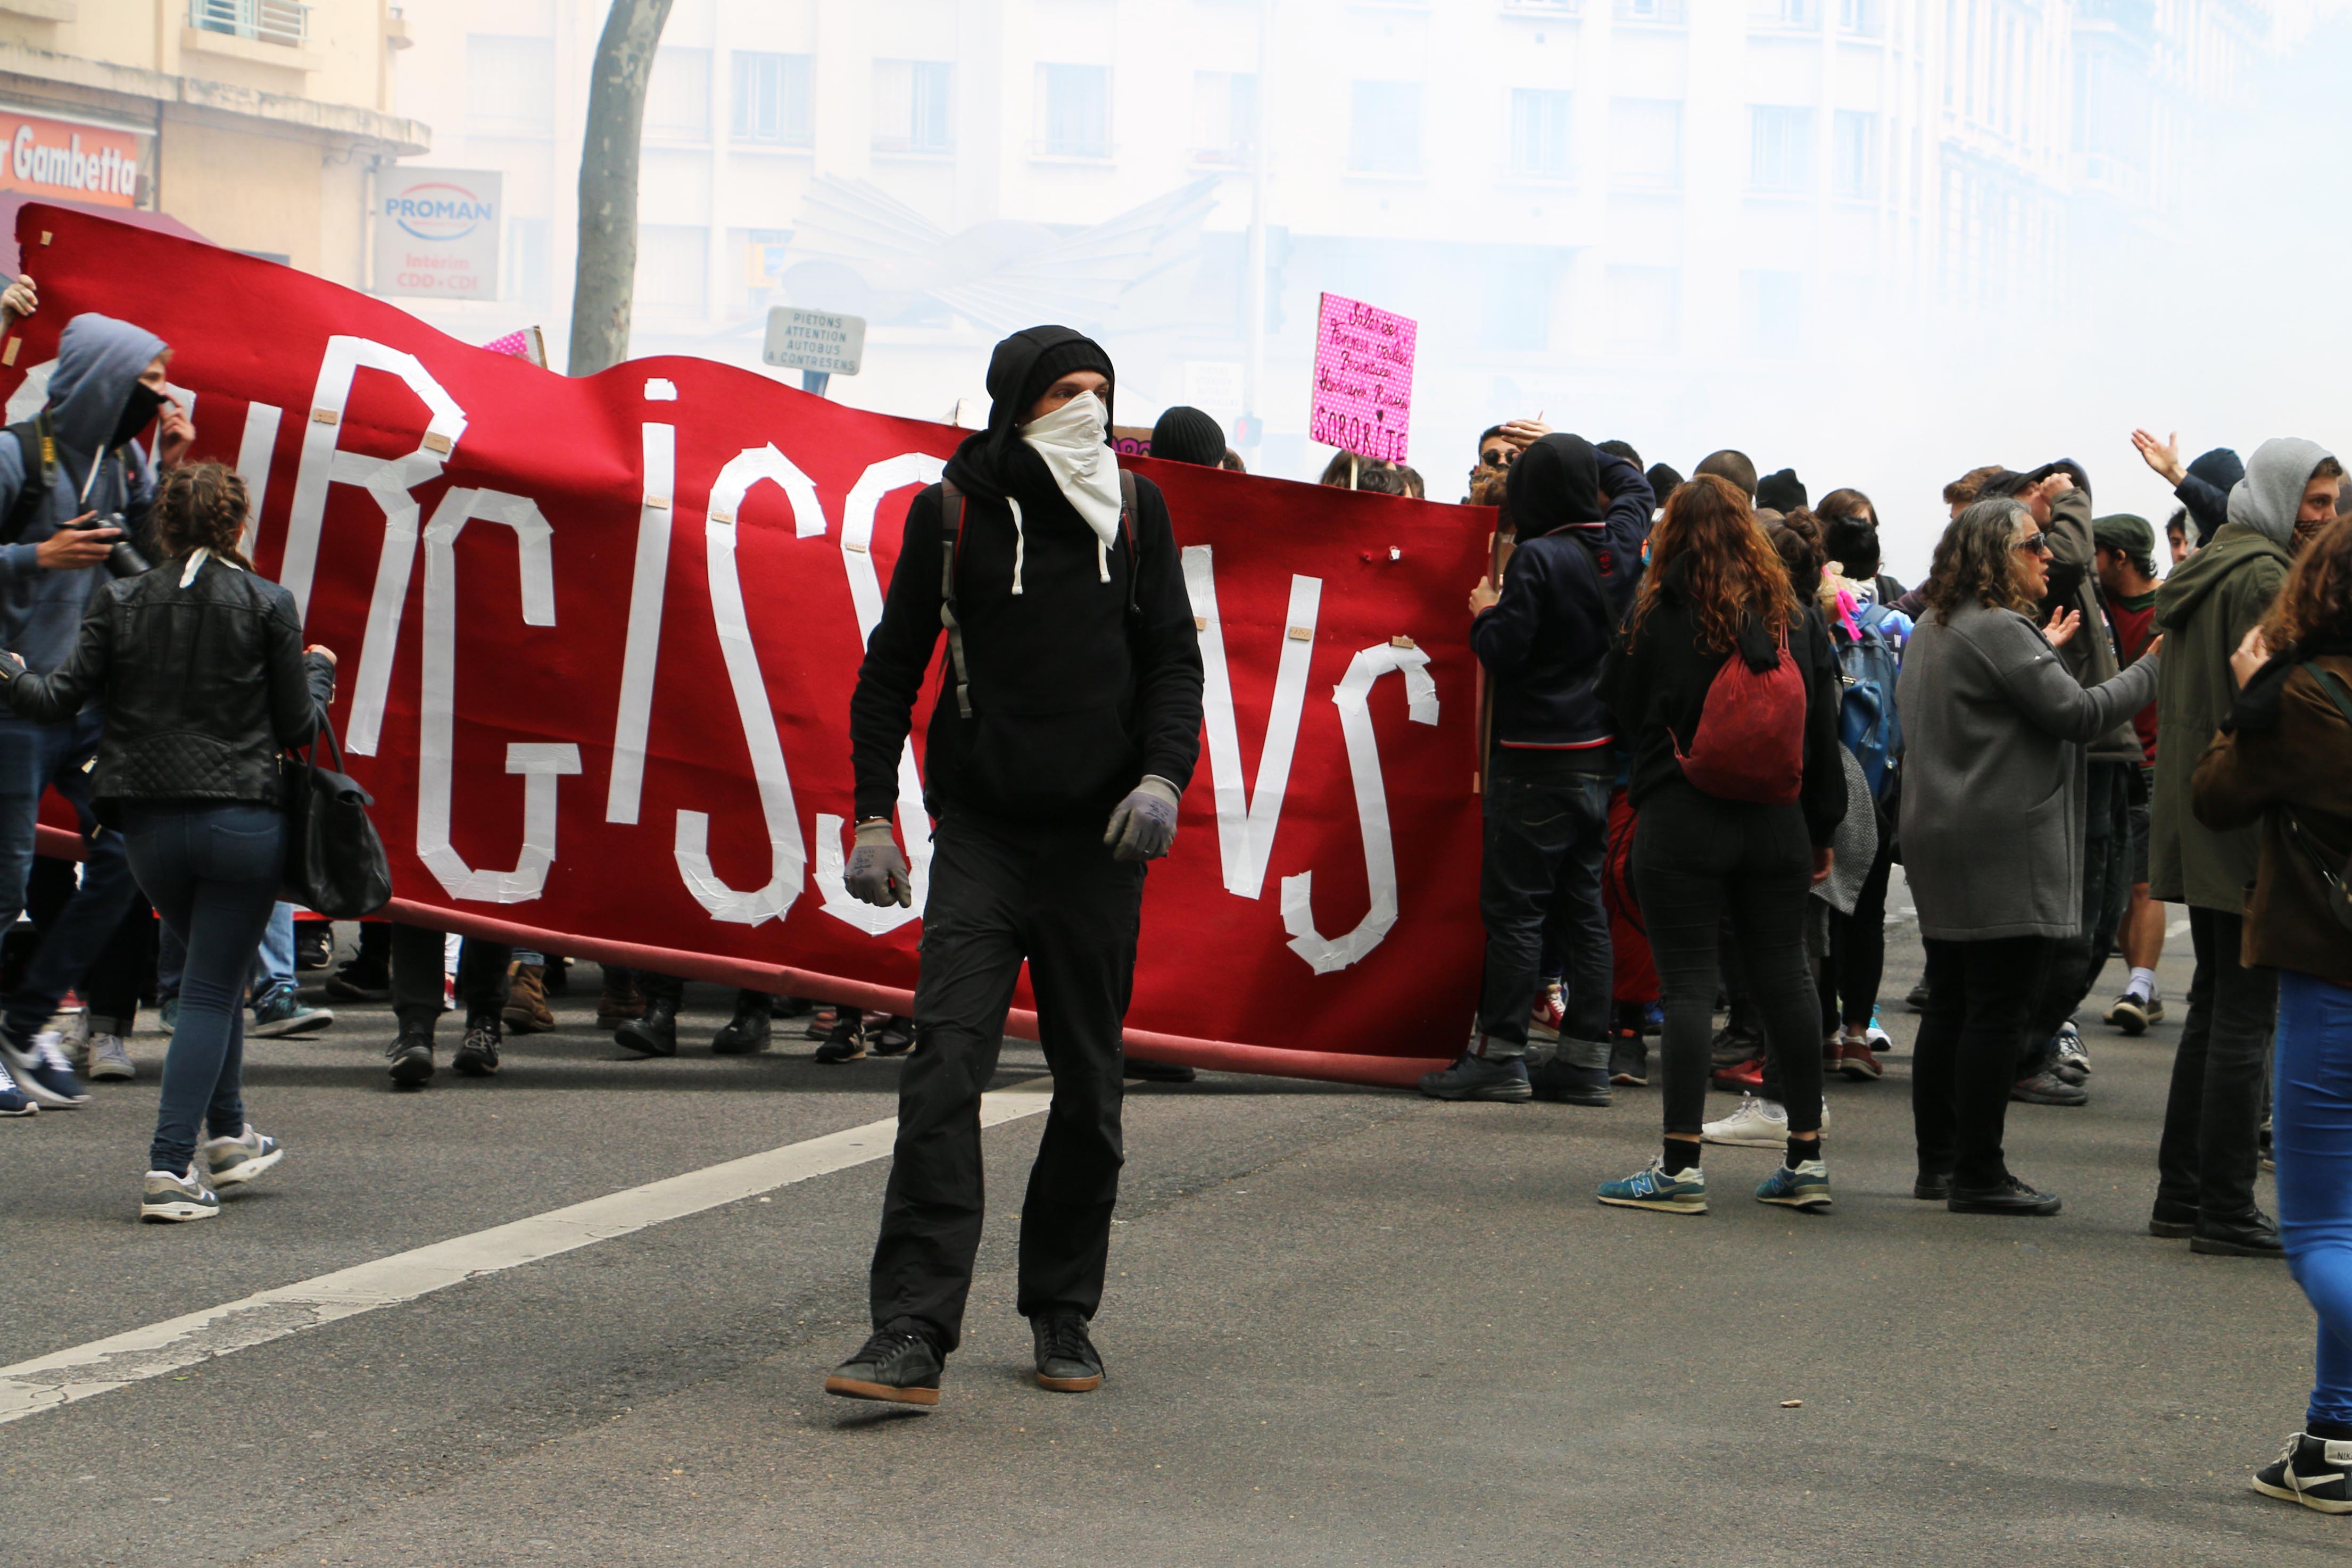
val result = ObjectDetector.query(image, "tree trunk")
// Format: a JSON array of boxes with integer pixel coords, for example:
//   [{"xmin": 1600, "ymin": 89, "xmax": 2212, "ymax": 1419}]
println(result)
[{"xmin": 568, "ymin": 0, "xmax": 675, "ymax": 377}]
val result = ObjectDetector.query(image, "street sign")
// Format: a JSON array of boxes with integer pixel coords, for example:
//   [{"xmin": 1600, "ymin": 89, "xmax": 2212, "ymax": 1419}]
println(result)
[
  {"xmin": 1310, "ymin": 291, "xmax": 1415, "ymax": 465},
  {"xmin": 763, "ymin": 307, "xmax": 866, "ymax": 376}
]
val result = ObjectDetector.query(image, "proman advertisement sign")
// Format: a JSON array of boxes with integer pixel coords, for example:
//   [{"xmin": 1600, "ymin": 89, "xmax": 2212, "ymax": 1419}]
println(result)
[{"xmin": 374, "ymin": 168, "xmax": 502, "ymax": 300}]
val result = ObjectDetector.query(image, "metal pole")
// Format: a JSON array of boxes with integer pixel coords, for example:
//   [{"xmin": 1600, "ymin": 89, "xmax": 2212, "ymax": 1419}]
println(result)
[
  {"xmin": 1242, "ymin": 0, "xmax": 1270, "ymax": 460},
  {"xmin": 801, "ymin": 369, "xmax": 831, "ymax": 398}
]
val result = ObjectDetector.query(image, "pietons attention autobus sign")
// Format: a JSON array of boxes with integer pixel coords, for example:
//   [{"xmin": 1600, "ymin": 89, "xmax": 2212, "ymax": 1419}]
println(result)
[{"xmin": 374, "ymin": 167, "xmax": 502, "ymax": 301}]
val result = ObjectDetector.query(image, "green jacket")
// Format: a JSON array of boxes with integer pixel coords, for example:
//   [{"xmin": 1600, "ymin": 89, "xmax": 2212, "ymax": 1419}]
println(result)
[{"xmin": 2148, "ymin": 523, "xmax": 2291, "ymax": 910}]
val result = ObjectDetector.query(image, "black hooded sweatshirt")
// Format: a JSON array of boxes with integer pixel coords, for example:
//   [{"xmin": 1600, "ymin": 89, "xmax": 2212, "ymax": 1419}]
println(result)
[
  {"xmin": 848, "ymin": 326, "xmax": 1205, "ymax": 826},
  {"xmin": 1470, "ymin": 435, "xmax": 1652, "ymax": 756}
]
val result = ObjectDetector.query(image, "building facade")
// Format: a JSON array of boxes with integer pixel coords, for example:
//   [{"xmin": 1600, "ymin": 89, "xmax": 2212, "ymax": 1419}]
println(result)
[{"xmin": 389, "ymin": 0, "xmax": 2288, "ymax": 479}]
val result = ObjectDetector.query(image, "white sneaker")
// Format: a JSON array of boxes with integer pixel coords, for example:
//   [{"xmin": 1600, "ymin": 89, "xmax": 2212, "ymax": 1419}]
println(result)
[
  {"xmin": 201, "ymin": 1124, "xmax": 284, "ymax": 1188},
  {"xmin": 76, "ymin": 1014, "xmax": 134, "ymax": 1082},
  {"xmin": 2054, "ymin": 1021, "xmax": 2090, "ymax": 1077},
  {"xmin": 140, "ymin": 1164, "xmax": 219, "ymax": 1223},
  {"xmin": 1704, "ymin": 1094, "xmax": 1790, "ymax": 1148}
]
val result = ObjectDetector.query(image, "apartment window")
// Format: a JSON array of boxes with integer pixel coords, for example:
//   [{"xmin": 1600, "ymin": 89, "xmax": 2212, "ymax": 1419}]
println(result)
[
  {"xmin": 1838, "ymin": 0, "xmax": 1882, "ymax": 35},
  {"xmin": 1609, "ymin": 98, "xmax": 1680, "ymax": 188},
  {"xmin": 1749, "ymin": 106, "xmax": 1815, "ymax": 193},
  {"xmin": 2074, "ymin": 48, "xmax": 2148, "ymax": 163},
  {"xmin": 1192, "ymin": 71, "xmax": 1258, "ymax": 163},
  {"xmin": 1508, "ymin": 89, "xmax": 1573, "ymax": 179},
  {"xmin": 875, "ymin": 61, "xmax": 954, "ymax": 153},
  {"xmin": 644, "ymin": 48, "xmax": 710, "ymax": 143},
  {"xmin": 465, "ymin": 35, "xmax": 556, "ymax": 134},
  {"xmin": 636, "ymin": 225, "xmax": 708, "ymax": 313},
  {"xmin": 1832, "ymin": 110, "xmax": 1878, "ymax": 197},
  {"xmin": 1606, "ymin": 266, "xmax": 1678, "ymax": 353},
  {"xmin": 1750, "ymin": 0, "xmax": 1819, "ymax": 25},
  {"xmin": 1480, "ymin": 251, "xmax": 1555, "ymax": 352},
  {"xmin": 1741, "ymin": 270, "xmax": 1802, "ymax": 356},
  {"xmin": 505, "ymin": 216, "xmax": 550, "ymax": 303},
  {"xmin": 732, "ymin": 52, "xmax": 813, "ymax": 145},
  {"xmin": 1617, "ymin": 0, "xmax": 1687, "ymax": 21},
  {"xmin": 1349, "ymin": 81, "xmax": 1422, "ymax": 175},
  {"xmin": 1037, "ymin": 64, "xmax": 1111, "ymax": 157}
]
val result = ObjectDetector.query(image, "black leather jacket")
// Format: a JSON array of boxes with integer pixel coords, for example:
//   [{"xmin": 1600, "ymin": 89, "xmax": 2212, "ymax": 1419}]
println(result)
[{"xmin": 3, "ymin": 551, "xmax": 334, "ymax": 820}]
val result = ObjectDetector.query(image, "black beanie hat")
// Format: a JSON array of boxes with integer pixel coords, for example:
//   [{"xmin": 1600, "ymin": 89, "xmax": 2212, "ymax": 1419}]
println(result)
[
  {"xmin": 1016, "ymin": 335, "xmax": 1115, "ymax": 422},
  {"xmin": 1150, "ymin": 405, "xmax": 1226, "ymax": 467},
  {"xmin": 1755, "ymin": 468, "xmax": 1808, "ymax": 513},
  {"xmin": 1646, "ymin": 462, "xmax": 1683, "ymax": 500}
]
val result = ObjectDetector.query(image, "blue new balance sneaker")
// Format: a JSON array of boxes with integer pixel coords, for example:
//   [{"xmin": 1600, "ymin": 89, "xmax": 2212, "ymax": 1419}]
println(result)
[
  {"xmin": 0, "ymin": 1059, "xmax": 36, "ymax": 1116},
  {"xmin": 1755, "ymin": 1159, "xmax": 1834, "ymax": 1213},
  {"xmin": 1598, "ymin": 1158, "xmax": 1707, "ymax": 1215}
]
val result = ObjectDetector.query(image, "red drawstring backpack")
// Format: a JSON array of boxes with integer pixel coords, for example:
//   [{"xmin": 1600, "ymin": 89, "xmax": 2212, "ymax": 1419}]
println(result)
[{"xmin": 1674, "ymin": 625, "xmax": 1806, "ymax": 805}]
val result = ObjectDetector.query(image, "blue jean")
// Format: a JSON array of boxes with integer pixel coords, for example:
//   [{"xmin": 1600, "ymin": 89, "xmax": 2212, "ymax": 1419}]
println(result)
[
  {"xmin": 158, "ymin": 901, "xmax": 295, "ymax": 1008},
  {"xmin": 1476, "ymin": 753, "xmax": 1613, "ymax": 1064},
  {"xmin": 2275, "ymin": 968, "xmax": 2352, "ymax": 1430},
  {"xmin": 121, "ymin": 803, "xmax": 285, "ymax": 1174},
  {"xmin": 0, "ymin": 710, "xmax": 144, "ymax": 1043}
]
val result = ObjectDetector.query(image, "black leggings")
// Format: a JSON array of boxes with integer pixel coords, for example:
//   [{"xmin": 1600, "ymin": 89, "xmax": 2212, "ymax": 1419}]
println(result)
[
  {"xmin": 1632, "ymin": 782, "xmax": 1825, "ymax": 1140},
  {"xmin": 1823, "ymin": 836, "xmax": 1895, "ymax": 1031},
  {"xmin": 1912, "ymin": 935, "xmax": 2058, "ymax": 1187}
]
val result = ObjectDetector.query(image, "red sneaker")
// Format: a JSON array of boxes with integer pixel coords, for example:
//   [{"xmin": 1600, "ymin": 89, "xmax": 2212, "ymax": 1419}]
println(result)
[
  {"xmin": 1530, "ymin": 983, "xmax": 1566, "ymax": 1037},
  {"xmin": 1837, "ymin": 1038, "xmax": 1885, "ymax": 1081},
  {"xmin": 1712, "ymin": 1055, "xmax": 1765, "ymax": 1092}
]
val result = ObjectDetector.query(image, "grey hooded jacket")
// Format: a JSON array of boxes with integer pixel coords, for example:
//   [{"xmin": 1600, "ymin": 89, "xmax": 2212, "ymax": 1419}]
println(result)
[
  {"xmin": 2149, "ymin": 436, "xmax": 2332, "ymax": 910},
  {"xmin": 0, "ymin": 313, "xmax": 165, "ymax": 675},
  {"xmin": 1899, "ymin": 599, "xmax": 2160, "ymax": 941}
]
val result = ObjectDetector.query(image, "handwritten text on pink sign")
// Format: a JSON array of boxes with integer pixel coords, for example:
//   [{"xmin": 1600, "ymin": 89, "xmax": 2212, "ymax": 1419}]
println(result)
[{"xmin": 1310, "ymin": 292, "xmax": 1416, "ymax": 465}]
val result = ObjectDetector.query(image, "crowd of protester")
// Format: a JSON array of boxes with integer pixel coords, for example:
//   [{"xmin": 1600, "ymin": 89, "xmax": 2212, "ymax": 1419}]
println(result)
[{"xmin": 1, "ymin": 284, "xmax": 2347, "ymax": 1506}]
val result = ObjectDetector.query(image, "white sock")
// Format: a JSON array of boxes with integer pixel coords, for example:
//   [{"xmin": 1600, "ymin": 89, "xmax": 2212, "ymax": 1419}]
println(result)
[{"xmin": 2128, "ymin": 967, "xmax": 2158, "ymax": 1003}]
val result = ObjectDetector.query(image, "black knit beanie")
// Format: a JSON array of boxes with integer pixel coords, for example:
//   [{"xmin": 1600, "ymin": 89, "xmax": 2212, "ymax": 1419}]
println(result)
[
  {"xmin": 1017, "ymin": 335, "xmax": 1115, "ymax": 422},
  {"xmin": 1150, "ymin": 405, "xmax": 1227, "ymax": 467},
  {"xmin": 1755, "ymin": 468, "xmax": 1808, "ymax": 513}
]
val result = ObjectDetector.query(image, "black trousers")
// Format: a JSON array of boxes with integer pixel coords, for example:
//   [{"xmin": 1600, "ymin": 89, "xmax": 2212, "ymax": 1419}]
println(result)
[
  {"xmin": 2024, "ymin": 760, "xmax": 2135, "ymax": 1064},
  {"xmin": 1476, "ymin": 753, "xmax": 1613, "ymax": 1060},
  {"xmin": 1822, "ymin": 835, "xmax": 1895, "ymax": 1031},
  {"xmin": 1631, "ymin": 781, "xmax": 1824, "ymax": 1140},
  {"xmin": 1914, "ymin": 935, "xmax": 2057, "ymax": 1188},
  {"xmin": 391, "ymin": 924, "xmax": 511, "ymax": 1033},
  {"xmin": 2156, "ymin": 907, "xmax": 2276, "ymax": 1222},
  {"xmin": 869, "ymin": 811, "xmax": 1144, "ymax": 1353}
]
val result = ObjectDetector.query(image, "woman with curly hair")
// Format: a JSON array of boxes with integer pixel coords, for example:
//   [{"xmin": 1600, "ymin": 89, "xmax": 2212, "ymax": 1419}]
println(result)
[
  {"xmin": 1898, "ymin": 497, "xmax": 2159, "ymax": 1216},
  {"xmin": 1594, "ymin": 474, "xmax": 1847, "ymax": 1217},
  {"xmin": 0, "ymin": 460, "xmax": 335, "ymax": 1223},
  {"xmin": 2192, "ymin": 516, "xmax": 2352, "ymax": 1511}
]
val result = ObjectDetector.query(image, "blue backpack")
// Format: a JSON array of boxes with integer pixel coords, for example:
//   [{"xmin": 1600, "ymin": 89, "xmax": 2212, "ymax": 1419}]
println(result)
[{"xmin": 1837, "ymin": 600, "xmax": 1904, "ymax": 799}]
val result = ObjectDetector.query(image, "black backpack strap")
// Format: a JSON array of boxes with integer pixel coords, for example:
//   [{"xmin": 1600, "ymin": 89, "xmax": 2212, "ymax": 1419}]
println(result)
[
  {"xmin": 938, "ymin": 479, "xmax": 974, "ymax": 720},
  {"xmin": 0, "ymin": 411, "xmax": 52, "ymax": 547},
  {"xmin": 1119, "ymin": 467, "xmax": 1140, "ymax": 617}
]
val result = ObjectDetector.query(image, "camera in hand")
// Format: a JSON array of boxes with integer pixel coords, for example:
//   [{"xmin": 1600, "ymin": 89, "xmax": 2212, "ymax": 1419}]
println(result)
[{"xmin": 72, "ymin": 512, "xmax": 150, "ymax": 578}]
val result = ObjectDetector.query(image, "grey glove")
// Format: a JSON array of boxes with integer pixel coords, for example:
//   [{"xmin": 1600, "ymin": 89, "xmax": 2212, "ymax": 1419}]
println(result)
[
  {"xmin": 845, "ymin": 818, "xmax": 912, "ymax": 907},
  {"xmin": 1104, "ymin": 775, "xmax": 1182, "ymax": 863}
]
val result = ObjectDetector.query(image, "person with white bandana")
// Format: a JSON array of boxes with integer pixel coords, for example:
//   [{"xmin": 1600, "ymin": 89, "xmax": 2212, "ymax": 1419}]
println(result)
[{"xmin": 826, "ymin": 326, "xmax": 1204, "ymax": 1407}]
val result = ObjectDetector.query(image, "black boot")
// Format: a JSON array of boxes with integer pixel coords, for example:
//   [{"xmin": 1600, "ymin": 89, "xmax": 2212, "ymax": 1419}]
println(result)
[
  {"xmin": 711, "ymin": 991, "xmax": 772, "ymax": 1055},
  {"xmin": 2191, "ymin": 1208, "xmax": 2284, "ymax": 1258},
  {"xmin": 615, "ymin": 985, "xmax": 680, "ymax": 1058}
]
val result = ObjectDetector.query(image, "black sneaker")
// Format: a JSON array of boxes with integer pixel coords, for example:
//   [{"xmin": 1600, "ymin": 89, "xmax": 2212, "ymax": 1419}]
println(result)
[
  {"xmin": 711, "ymin": 993, "xmax": 772, "ymax": 1056},
  {"xmin": 813, "ymin": 1014, "xmax": 865, "ymax": 1064},
  {"xmin": 1031, "ymin": 1312, "xmax": 1105, "ymax": 1393},
  {"xmin": 2254, "ymin": 1432, "xmax": 2352, "ymax": 1514},
  {"xmin": 2148, "ymin": 1200, "xmax": 2198, "ymax": 1240},
  {"xmin": 1949, "ymin": 1174, "xmax": 2061, "ymax": 1216},
  {"xmin": 867, "ymin": 1015, "xmax": 915, "ymax": 1057},
  {"xmin": 295, "ymin": 925, "xmax": 333, "ymax": 971},
  {"xmin": 1906, "ymin": 980, "xmax": 1932, "ymax": 1012},
  {"xmin": 327, "ymin": 961, "xmax": 392, "ymax": 1003},
  {"xmin": 824, "ymin": 1328, "xmax": 942, "ymax": 1406},
  {"xmin": 2192, "ymin": 1209, "xmax": 2284, "ymax": 1258},
  {"xmin": 1418, "ymin": 1050, "xmax": 1532, "ymax": 1102},
  {"xmin": 1914, "ymin": 1171, "xmax": 1954, "ymax": 1202},
  {"xmin": 615, "ymin": 991, "xmax": 680, "ymax": 1058},
  {"xmin": 453, "ymin": 1016, "xmax": 502, "ymax": 1076},
  {"xmin": 1528, "ymin": 1056, "xmax": 1612, "ymax": 1106},
  {"xmin": 2010, "ymin": 1068, "xmax": 2088, "ymax": 1107},
  {"xmin": 1710, "ymin": 1023, "xmax": 1763, "ymax": 1069},
  {"xmin": 1608, "ymin": 1031, "xmax": 1648, "ymax": 1086},
  {"xmin": 386, "ymin": 1028, "xmax": 434, "ymax": 1089}
]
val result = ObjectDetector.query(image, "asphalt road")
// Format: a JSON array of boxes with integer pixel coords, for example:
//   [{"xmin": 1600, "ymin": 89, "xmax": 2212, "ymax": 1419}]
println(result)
[{"xmin": 0, "ymin": 917, "xmax": 2337, "ymax": 1567}]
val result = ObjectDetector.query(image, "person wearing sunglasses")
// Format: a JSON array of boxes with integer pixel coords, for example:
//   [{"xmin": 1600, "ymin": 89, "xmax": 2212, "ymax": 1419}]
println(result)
[{"xmin": 1894, "ymin": 499, "xmax": 2160, "ymax": 1217}]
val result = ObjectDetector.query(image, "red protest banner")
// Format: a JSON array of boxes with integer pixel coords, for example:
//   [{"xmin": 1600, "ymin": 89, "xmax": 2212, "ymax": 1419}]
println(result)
[{"xmin": 6, "ymin": 206, "xmax": 1487, "ymax": 1086}]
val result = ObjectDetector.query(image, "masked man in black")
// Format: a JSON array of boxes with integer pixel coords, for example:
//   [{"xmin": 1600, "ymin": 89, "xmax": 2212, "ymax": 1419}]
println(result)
[{"xmin": 825, "ymin": 327, "xmax": 1204, "ymax": 1406}]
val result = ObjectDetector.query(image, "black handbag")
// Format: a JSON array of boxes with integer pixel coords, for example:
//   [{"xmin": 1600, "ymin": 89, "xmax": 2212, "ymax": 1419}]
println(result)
[{"xmin": 281, "ymin": 717, "xmax": 393, "ymax": 919}]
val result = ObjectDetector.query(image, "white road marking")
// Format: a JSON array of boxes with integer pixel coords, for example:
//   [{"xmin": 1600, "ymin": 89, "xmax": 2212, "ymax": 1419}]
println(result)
[
  {"xmin": 0, "ymin": 1078, "xmax": 1053, "ymax": 1426},
  {"xmin": 2167, "ymin": 919, "xmax": 2192, "ymax": 938}
]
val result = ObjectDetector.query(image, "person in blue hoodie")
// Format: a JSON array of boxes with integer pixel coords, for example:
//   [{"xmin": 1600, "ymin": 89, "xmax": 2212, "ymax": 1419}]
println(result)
[
  {"xmin": 0, "ymin": 312, "xmax": 189, "ymax": 1116},
  {"xmin": 1420, "ymin": 434, "xmax": 1652, "ymax": 1107}
]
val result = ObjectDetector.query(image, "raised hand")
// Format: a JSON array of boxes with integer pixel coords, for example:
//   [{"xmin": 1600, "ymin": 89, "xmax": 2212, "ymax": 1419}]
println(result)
[
  {"xmin": 2042, "ymin": 607, "xmax": 2083, "ymax": 648},
  {"xmin": 2131, "ymin": 429, "xmax": 2186, "ymax": 486}
]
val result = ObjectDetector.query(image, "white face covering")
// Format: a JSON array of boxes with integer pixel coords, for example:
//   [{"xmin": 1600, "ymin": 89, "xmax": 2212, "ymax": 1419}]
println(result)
[{"xmin": 1018, "ymin": 388, "xmax": 1122, "ymax": 546}]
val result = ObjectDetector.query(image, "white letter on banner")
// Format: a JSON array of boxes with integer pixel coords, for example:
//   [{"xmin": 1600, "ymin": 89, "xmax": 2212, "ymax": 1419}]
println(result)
[
  {"xmin": 1181, "ymin": 544, "xmax": 1320, "ymax": 900},
  {"xmin": 814, "ymin": 452, "xmax": 945, "ymax": 934},
  {"xmin": 606, "ymin": 417, "xmax": 675, "ymax": 825},
  {"xmin": 416, "ymin": 487, "xmax": 570, "ymax": 902},
  {"xmin": 673, "ymin": 446, "xmax": 816, "ymax": 926},
  {"xmin": 234, "ymin": 401, "xmax": 283, "ymax": 562},
  {"xmin": 281, "ymin": 338, "xmax": 468, "ymax": 754},
  {"xmin": 1280, "ymin": 642, "xmax": 1440, "ymax": 975}
]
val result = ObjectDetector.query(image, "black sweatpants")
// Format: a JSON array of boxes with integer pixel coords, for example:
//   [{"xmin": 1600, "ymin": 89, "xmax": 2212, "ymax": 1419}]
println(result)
[
  {"xmin": 1913, "ymin": 935, "xmax": 2057, "ymax": 1188},
  {"xmin": 869, "ymin": 811, "xmax": 1144, "ymax": 1354}
]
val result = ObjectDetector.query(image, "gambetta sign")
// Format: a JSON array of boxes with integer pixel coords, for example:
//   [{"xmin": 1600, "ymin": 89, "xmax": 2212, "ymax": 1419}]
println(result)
[
  {"xmin": 10, "ymin": 206, "xmax": 1492, "ymax": 1089},
  {"xmin": 0, "ymin": 110, "xmax": 142, "ymax": 209},
  {"xmin": 372, "ymin": 168, "xmax": 501, "ymax": 300}
]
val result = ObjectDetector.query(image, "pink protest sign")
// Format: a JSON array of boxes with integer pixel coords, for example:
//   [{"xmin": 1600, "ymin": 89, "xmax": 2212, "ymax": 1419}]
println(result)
[{"xmin": 1310, "ymin": 291, "xmax": 1416, "ymax": 464}]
